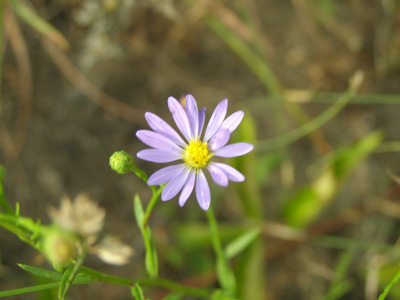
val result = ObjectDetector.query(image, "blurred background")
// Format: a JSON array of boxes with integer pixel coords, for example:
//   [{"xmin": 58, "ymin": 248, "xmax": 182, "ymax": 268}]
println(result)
[{"xmin": 1, "ymin": 0, "xmax": 400, "ymax": 299}]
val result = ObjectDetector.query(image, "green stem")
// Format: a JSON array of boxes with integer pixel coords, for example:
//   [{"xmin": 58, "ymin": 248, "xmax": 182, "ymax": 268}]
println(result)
[
  {"xmin": 206, "ymin": 207, "xmax": 236, "ymax": 294},
  {"xmin": 79, "ymin": 266, "xmax": 211, "ymax": 298},
  {"xmin": 207, "ymin": 207, "xmax": 225, "ymax": 260},
  {"xmin": 134, "ymin": 187, "xmax": 163, "ymax": 279},
  {"xmin": 0, "ymin": 213, "xmax": 42, "ymax": 249},
  {"xmin": 256, "ymin": 79, "xmax": 358, "ymax": 152},
  {"xmin": 132, "ymin": 165, "xmax": 149, "ymax": 185},
  {"xmin": 60, "ymin": 248, "xmax": 87, "ymax": 300},
  {"xmin": 378, "ymin": 267, "xmax": 400, "ymax": 300},
  {"xmin": 143, "ymin": 185, "xmax": 163, "ymax": 227}
]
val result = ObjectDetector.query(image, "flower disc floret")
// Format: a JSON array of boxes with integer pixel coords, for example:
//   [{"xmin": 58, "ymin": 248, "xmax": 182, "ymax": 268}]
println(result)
[
  {"xmin": 136, "ymin": 94, "xmax": 254, "ymax": 210},
  {"xmin": 184, "ymin": 139, "xmax": 213, "ymax": 169}
]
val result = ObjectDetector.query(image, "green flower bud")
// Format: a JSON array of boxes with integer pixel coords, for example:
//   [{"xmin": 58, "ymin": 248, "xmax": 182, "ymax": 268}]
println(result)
[
  {"xmin": 109, "ymin": 151, "xmax": 135, "ymax": 174},
  {"xmin": 43, "ymin": 228, "xmax": 77, "ymax": 270}
]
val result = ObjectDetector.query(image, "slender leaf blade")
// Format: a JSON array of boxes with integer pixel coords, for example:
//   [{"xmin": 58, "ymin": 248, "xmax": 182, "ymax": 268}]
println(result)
[
  {"xmin": 9, "ymin": 0, "xmax": 69, "ymax": 50},
  {"xmin": 131, "ymin": 283, "xmax": 145, "ymax": 300},
  {"xmin": 225, "ymin": 226, "xmax": 261, "ymax": 259}
]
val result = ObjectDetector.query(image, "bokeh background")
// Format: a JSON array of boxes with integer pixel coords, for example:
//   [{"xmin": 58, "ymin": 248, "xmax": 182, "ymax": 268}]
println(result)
[{"xmin": 1, "ymin": 0, "xmax": 400, "ymax": 299}]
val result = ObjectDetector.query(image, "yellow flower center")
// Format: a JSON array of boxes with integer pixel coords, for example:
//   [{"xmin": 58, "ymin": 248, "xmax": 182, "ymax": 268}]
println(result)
[{"xmin": 184, "ymin": 139, "xmax": 213, "ymax": 169}]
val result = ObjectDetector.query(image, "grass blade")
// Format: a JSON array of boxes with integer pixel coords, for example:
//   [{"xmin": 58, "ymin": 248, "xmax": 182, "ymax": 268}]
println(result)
[{"xmin": 9, "ymin": 0, "xmax": 69, "ymax": 50}]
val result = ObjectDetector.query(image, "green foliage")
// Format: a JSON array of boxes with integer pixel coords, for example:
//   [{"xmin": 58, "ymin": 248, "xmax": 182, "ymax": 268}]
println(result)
[
  {"xmin": 0, "ymin": 264, "xmax": 94, "ymax": 298},
  {"xmin": 58, "ymin": 262, "xmax": 76, "ymax": 299},
  {"xmin": 207, "ymin": 208, "xmax": 236, "ymax": 295},
  {"xmin": 134, "ymin": 194, "xmax": 159, "ymax": 278},
  {"xmin": 8, "ymin": 0, "xmax": 69, "ymax": 49},
  {"xmin": 321, "ymin": 251, "xmax": 355, "ymax": 300},
  {"xmin": 225, "ymin": 226, "xmax": 262, "ymax": 259},
  {"xmin": 230, "ymin": 112, "xmax": 265, "ymax": 300},
  {"xmin": 379, "ymin": 264, "xmax": 400, "ymax": 300},
  {"xmin": 232, "ymin": 110, "xmax": 262, "ymax": 218},
  {"xmin": 283, "ymin": 130, "xmax": 383, "ymax": 227},
  {"xmin": 131, "ymin": 284, "xmax": 150, "ymax": 300},
  {"xmin": 2, "ymin": 1, "xmax": 400, "ymax": 299}
]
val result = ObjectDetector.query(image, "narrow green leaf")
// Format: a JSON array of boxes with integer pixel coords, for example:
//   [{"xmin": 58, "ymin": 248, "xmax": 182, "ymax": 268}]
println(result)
[
  {"xmin": 0, "ymin": 277, "xmax": 93, "ymax": 298},
  {"xmin": 19, "ymin": 264, "xmax": 63, "ymax": 281},
  {"xmin": 9, "ymin": 0, "xmax": 69, "ymax": 50},
  {"xmin": 235, "ymin": 240, "xmax": 265, "ymax": 300},
  {"xmin": 216, "ymin": 257, "xmax": 236, "ymax": 295},
  {"xmin": 131, "ymin": 283, "xmax": 146, "ymax": 300},
  {"xmin": 283, "ymin": 130, "xmax": 383, "ymax": 227},
  {"xmin": 331, "ymin": 130, "xmax": 383, "ymax": 180},
  {"xmin": 321, "ymin": 250, "xmax": 355, "ymax": 300},
  {"xmin": 58, "ymin": 263, "xmax": 73, "ymax": 299},
  {"xmin": 321, "ymin": 280, "xmax": 354, "ymax": 300},
  {"xmin": 257, "ymin": 85, "xmax": 356, "ymax": 152},
  {"xmin": 133, "ymin": 195, "xmax": 158, "ymax": 278},
  {"xmin": 232, "ymin": 110, "xmax": 262, "ymax": 219},
  {"xmin": 144, "ymin": 227, "xmax": 158, "ymax": 278},
  {"xmin": 0, "ymin": 220, "xmax": 35, "ymax": 247},
  {"xmin": 0, "ymin": 282, "xmax": 60, "ymax": 298},
  {"xmin": 332, "ymin": 251, "xmax": 354, "ymax": 284},
  {"xmin": 225, "ymin": 226, "xmax": 261, "ymax": 259},
  {"xmin": 283, "ymin": 185, "xmax": 320, "ymax": 227},
  {"xmin": 18, "ymin": 264, "xmax": 92, "ymax": 282},
  {"xmin": 206, "ymin": 208, "xmax": 236, "ymax": 294},
  {"xmin": 379, "ymin": 265, "xmax": 400, "ymax": 300},
  {"xmin": 134, "ymin": 194, "xmax": 145, "ymax": 228}
]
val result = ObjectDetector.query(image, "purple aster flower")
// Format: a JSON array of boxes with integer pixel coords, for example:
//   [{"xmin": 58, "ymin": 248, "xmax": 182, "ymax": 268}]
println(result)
[{"xmin": 136, "ymin": 95, "xmax": 253, "ymax": 210}]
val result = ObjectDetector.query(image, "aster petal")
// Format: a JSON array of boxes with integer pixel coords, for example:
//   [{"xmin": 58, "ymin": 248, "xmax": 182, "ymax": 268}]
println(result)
[
  {"xmin": 162, "ymin": 168, "xmax": 191, "ymax": 201},
  {"xmin": 168, "ymin": 97, "xmax": 192, "ymax": 141},
  {"xmin": 195, "ymin": 169, "xmax": 211, "ymax": 210},
  {"xmin": 207, "ymin": 164, "xmax": 228, "ymax": 187},
  {"xmin": 136, "ymin": 130, "xmax": 183, "ymax": 151},
  {"xmin": 213, "ymin": 142, "xmax": 254, "ymax": 158},
  {"xmin": 211, "ymin": 162, "xmax": 245, "ymax": 182},
  {"xmin": 203, "ymin": 99, "xmax": 228, "ymax": 142},
  {"xmin": 220, "ymin": 111, "xmax": 244, "ymax": 133},
  {"xmin": 208, "ymin": 129, "xmax": 231, "ymax": 151},
  {"xmin": 145, "ymin": 112, "xmax": 186, "ymax": 147},
  {"xmin": 137, "ymin": 149, "xmax": 182, "ymax": 163},
  {"xmin": 198, "ymin": 108, "xmax": 206, "ymax": 137},
  {"xmin": 179, "ymin": 170, "xmax": 196, "ymax": 207},
  {"xmin": 148, "ymin": 164, "xmax": 186, "ymax": 185},
  {"xmin": 185, "ymin": 95, "xmax": 199, "ymax": 138}
]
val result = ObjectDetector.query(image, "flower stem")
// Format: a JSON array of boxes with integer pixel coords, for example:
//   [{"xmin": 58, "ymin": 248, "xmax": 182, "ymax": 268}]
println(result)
[
  {"xmin": 132, "ymin": 165, "xmax": 149, "ymax": 184},
  {"xmin": 60, "ymin": 247, "xmax": 87, "ymax": 300},
  {"xmin": 79, "ymin": 266, "xmax": 211, "ymax": 298},
  {"xmin": 206, "ymin": 207, "xmax": 236, "ymax": 294},
  {"xmin": 143, "ymin": 185, "xmax": 163, "ymax": 227}
]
